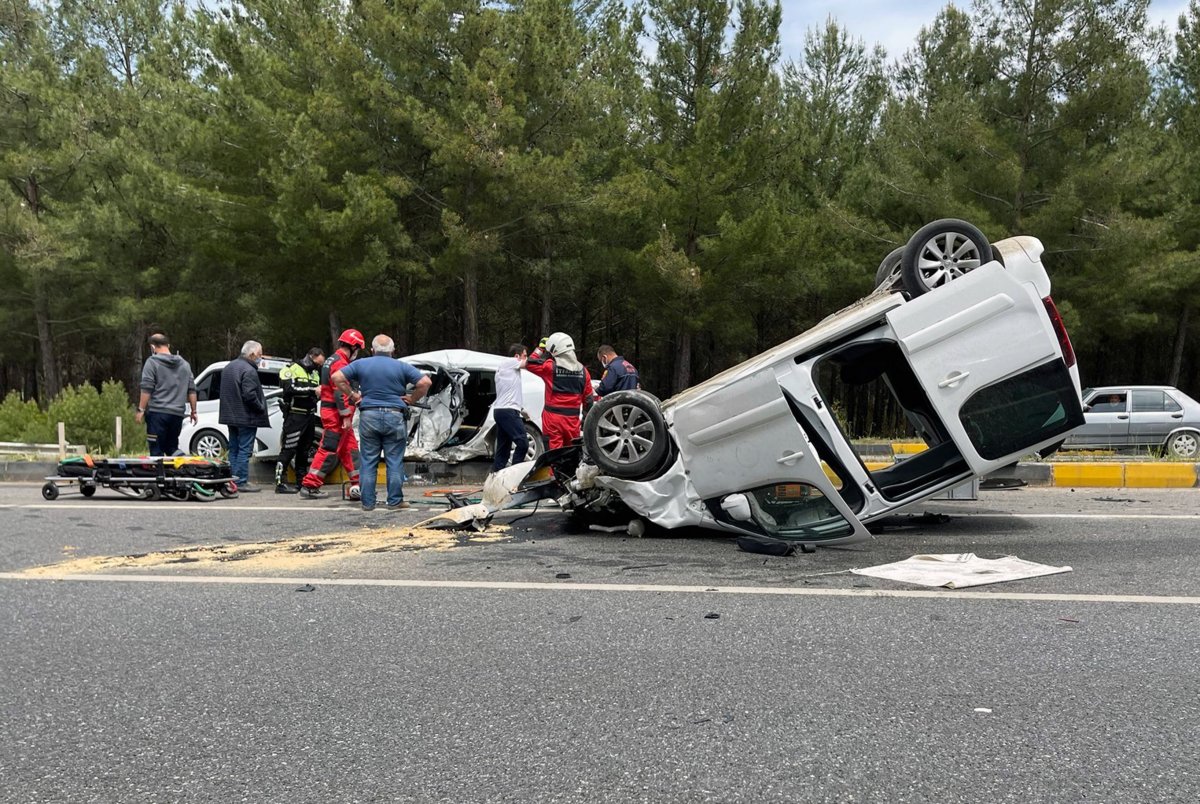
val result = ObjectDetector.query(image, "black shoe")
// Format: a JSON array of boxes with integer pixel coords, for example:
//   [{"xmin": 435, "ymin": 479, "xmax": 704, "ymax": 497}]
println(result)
[
  {"xmin": 275, "ymin": 484, "xmax": 299, "ymax": 494},
  {"xmin": 238, "ymin": 484, "xmax": 262, "ymax": 493},
  {"xmin": 298, "ymin": 487, "xmax": 327, "ymax": 500}
]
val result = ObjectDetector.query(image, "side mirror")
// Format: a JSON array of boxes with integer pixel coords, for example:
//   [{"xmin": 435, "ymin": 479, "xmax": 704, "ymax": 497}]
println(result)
[{"xmin": 720, "ymin": 493, "xmax": 753, "ymax": 522}]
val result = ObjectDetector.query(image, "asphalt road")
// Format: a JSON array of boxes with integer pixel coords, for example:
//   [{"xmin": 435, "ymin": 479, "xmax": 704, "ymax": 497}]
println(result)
[{"xmin": 2, "ymin": 483, "xmax": 1199, "ymax": 802}]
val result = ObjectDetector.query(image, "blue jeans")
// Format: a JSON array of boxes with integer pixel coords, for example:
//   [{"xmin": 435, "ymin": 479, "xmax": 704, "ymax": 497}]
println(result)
[
  {"xmin": 358, "ymin": 408, "xmax": 408, "ymax": 508},
  {"xmin": 226, "ymin": 425, "xmax": 257, "ymax": 486},
  {"xmin": 492, "ymin": 408, "xmax": 529, "ymax": 471}
]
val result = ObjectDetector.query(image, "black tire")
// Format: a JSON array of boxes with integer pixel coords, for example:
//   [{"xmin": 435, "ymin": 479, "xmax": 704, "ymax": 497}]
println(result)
[
  {"xmin": 145, "ymin": 485, "xmax": 162, "ymax": 502},
  {"xmin": 190, "ymin": 429, "xmax": 227, "ymax": 460},
  {"xmin": 219, "ymin": 481, "xmax": 238, "ymax": 498},
  {"xmin": 582, "ymin": 390, "xmax": 670, "ymax": 480},
  {"xmin": 80, "ymin": 483, "xmax": 96, "ymax": 498},
  {"xmin": 41, "ymin": 482, "xmax": 59, "ymax": 501},
  {"xmin": 874, "ymin": 246, "xmax": 903, "ymax": 289},
  {"xmin": 1164, "ymin": 430, "xmax": 1200, "ymax": 460},
  {"xmin": 901, "ymin": 219, "xmax": 994, "ymax": 297},
  {"xmin": 522, "ymin": 422, "xmax": 546, "ymax": 462}
]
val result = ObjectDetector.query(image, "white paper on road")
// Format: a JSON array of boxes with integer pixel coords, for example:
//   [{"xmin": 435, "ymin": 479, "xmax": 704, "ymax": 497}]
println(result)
[{"xmin": 851, "ymin": 553, "xmax": 1072, "ymax": 589}]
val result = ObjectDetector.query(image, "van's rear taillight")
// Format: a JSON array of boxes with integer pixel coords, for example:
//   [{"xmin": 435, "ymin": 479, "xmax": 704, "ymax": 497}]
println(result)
[{"xmin": 1042, "ymin": 296, "xmax": 1075, "ymax": 368}]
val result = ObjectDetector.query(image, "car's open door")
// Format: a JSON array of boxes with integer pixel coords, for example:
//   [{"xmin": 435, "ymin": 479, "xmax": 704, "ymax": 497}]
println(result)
[
  {"xmin": 669, "ymin": 363, "xmax": 870, "ymax": 542},
  {"xmin": 886, "ymin": 264, "xmax": 1083, "ymax": 475}
]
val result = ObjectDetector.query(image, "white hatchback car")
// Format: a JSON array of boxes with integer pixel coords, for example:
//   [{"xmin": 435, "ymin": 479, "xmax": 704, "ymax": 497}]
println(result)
[
  {"xmin": 179, "ymin": 357, "xmax": 290, "ymax": 461},
  {"xmin": 509, "ymin": 220, "xmax": 1085, "ymax": 545},
  {"xmin": 400, "ymin": 349, "xmax": 548, "ymax": 462}
]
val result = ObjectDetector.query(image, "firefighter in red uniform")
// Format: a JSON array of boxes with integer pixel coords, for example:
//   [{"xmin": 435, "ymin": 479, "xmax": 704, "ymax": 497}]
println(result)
[
  {"xmin": 525, "ymin": 332, "xmax": 595, "ymax": 450},
  {"xmin": 298, "ymin": 329, "xmax": 365, "ymax": 499}
]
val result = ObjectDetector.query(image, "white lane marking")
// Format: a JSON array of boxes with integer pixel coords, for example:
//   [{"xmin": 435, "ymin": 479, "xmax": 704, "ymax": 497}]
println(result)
[
  {"xmin": 0, "ymin": 504, "xmax": 1196, "ymax": 520},
  {"xmin": 0, "ymin": 504, "xmax": 474, "ymax": 512},
  {"xmin": 2, "ymin": 572, "xmax": 1200, "ymax": 604}
]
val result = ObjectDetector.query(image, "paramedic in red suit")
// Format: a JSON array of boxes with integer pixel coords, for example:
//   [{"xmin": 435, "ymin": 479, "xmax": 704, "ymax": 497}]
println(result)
[
  {"xmin": 298, "ymin": 329, "xmax": 365, "ymax": 499},
  {"xmin": 525, "ymin": 332, "xmax": 595, "ymax": 450}
]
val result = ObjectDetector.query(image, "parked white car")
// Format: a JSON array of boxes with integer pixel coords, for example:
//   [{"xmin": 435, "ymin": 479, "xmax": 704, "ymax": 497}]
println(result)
[
  {"xmin": 180, "ymin": 357, "xmax": 290, "ymax": 461},
  {"xmin": 504, "ymin": 220, "xmax": 1085, "ymax": 545}
]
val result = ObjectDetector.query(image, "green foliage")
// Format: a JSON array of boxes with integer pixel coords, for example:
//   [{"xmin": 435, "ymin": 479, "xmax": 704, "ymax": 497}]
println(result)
[
  {"xmin": 44, "ymin": 382, "xmax": 147, "ymax": 454},
  {"xmin": 0, "ymin": 391, "xmax": 54, "ymax": 443}
]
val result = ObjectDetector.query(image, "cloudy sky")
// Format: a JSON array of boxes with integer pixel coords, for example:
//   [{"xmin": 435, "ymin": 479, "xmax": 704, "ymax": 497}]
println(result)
[{"xmin": 776, "ymin": 0, "xmax": 1195, "ymax": 63}]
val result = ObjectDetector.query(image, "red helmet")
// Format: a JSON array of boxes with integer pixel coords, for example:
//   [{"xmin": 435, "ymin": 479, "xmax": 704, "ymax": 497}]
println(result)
[{"xmin": 338, "ymin": 329, "xmax": 365, "ymax": 348}]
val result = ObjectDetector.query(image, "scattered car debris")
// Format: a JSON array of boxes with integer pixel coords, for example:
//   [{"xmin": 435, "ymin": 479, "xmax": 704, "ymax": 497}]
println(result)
[
  {"xmin": 704, "ymin": 612, "xmax": 720, "ymax": 620},
  {"xmin": 555, "ymin": 573, "xmax": 571, "ymax": 579},
  {"xmin": 295, "ymin": 584, "xmax": 316, "ymax": 592},
  {"xmin": 736, "ymin": 535, "xmax": 796, "ymax": 557}
]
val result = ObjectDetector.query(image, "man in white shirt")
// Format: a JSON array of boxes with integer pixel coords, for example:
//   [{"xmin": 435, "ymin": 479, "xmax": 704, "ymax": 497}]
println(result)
[{"xmin": 491, "ymin": 343, "xmax": 529, "ymax": 471}]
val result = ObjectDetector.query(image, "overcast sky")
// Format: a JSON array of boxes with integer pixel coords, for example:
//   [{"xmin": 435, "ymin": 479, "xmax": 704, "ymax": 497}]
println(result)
[{"xmin": 776, "ymin": 0, "xmax": 1195, "ymax": 63}]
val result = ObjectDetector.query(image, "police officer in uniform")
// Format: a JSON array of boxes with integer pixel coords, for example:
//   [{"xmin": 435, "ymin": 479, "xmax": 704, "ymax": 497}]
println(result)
[{"xmin": 274, "ymin": 347, "xmax": 325, "ymax": 493}]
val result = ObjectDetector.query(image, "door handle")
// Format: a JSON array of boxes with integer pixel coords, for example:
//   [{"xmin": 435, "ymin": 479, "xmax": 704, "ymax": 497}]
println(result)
[
  {"xmin": 1173, "ymin": 414, "xmax": 1183, "ymax": 419},
  {"xmin": 1117, "ymin": 415, "xmax": 1129, "ymax": 420},
  {"xmin": 938, "ymin": 371, "xmax": 970, "ymax": 389},
  {"xmin": 777, "ymin": 451, "xmax": 804, "ymax": 466}
]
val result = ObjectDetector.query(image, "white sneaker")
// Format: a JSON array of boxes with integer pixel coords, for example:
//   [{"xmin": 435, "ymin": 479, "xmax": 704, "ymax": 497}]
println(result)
[{"xmin": 348, "ymin": 484, "xmax": 361, "ymax": 500}]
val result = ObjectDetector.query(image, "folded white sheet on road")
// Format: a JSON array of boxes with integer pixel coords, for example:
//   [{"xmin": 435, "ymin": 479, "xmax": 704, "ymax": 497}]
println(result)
[{"xmin": 851, "ymin": 553, "xmax": 1072, "ymax": 589}]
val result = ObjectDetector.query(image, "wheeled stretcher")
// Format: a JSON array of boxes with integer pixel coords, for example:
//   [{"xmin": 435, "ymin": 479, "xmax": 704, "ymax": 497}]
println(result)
[{"xmin": 42, "ymin": 455, "xmax": 235, "ymax": 502}]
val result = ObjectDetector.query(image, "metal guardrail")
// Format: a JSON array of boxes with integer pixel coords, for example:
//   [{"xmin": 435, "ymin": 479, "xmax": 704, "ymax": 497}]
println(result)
[{"xmin": 0, "ymin": 441, "xmax": 85, "ymax": 456}]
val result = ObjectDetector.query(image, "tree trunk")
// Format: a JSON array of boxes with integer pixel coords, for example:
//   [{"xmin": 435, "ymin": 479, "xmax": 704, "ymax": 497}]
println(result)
[
  {"xmin": 539, "ymin": 280, "xmax": 552, "ymax": 338},
  {"xmin": 1169, "ymin": 304, "xmax": 1190, "ymax": 387},
  {"xmin": 673, "ymin": 327, "xmax": 692, "ymax": 393},
  {"xmin": 328, "ymin": 310, "xmax": 341, "ymax": 348},
  {"xmin": 34, "ymin": 283, "xmax": 60, "ymax": 401},
  {"xmin": 463, "ymin": 265, "xmax": 479, "ymax": 349},
  {"xmin": 130, "ymin": 322, "xmax": 147, "ymax": 404}
]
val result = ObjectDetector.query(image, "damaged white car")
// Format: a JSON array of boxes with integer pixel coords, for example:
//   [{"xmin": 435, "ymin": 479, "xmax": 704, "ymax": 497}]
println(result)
[
  {"xmin": 491, "ymin": 220, "xmax": 1085, "ymax": 545},
  {"xmin": 400, "ymin": 349, "xmax": 548, "ymax": 463}
]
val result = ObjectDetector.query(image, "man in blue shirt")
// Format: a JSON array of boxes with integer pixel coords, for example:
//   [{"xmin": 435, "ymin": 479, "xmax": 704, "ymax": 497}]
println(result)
[
  {"xmin": 595, "ymin": 345, "xmax": 640, "ymax": 397},
  {"xmin": 332, "ymin": 335, "xmax": 431, "ymax": 511}
]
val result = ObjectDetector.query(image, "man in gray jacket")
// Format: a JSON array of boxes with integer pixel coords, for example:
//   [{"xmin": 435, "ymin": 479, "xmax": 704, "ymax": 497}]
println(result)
[{"xmin": 135, "ymin": 333, "xmax": 198, "ymax": 457}]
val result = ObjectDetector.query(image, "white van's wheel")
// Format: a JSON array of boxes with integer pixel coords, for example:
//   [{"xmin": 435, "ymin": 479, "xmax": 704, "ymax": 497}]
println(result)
[
  {"xmin": 583, "ymin": 391, "xmax": 669, "ymax": 480},
  {"xmin": 901, "ymin": 219, "xmax": 993, "ymax": 296}
]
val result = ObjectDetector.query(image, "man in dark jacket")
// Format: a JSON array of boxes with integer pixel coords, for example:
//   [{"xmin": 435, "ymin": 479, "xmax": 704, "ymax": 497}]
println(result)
[
  {"xmin": 219, "ymin": 340, "xmax": 270, "ymax": 492},
  {"xmin": 135, "ymin": 332, "xmax": 198, "ymax": 456},
  {"xmin": 595, "ymin": 345, "xmax": 640, "ymax": 397}
]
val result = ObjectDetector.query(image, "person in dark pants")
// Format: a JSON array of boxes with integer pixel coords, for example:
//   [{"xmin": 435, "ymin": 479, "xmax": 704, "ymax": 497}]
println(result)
[
  {"xmin": 332, "ymin": 334, "xmax": 431, "ymax": 511},
  {"xmin": 491, "ymin": 343, "xmax": 529, "ymax": 472},
  {"xmin": 595, "ymin": 345, "xmax": 640, "ymax": 396},
  {"xmin": 135, "ymin": 332, "xmax": 198, "ymax": 456},
  {"xmin": 274, "ymin": 347, "xmax": 325, "ymax": 493},
  {"xmin": 218, "ymin": 340, "xmax": 270, "ymax": 492}
]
